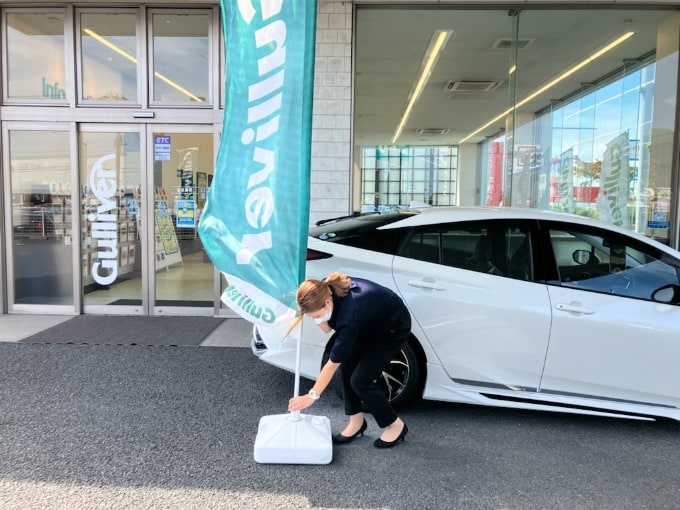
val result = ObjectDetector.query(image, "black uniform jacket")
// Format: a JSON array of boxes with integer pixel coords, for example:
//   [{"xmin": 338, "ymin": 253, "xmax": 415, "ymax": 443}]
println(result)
[{"xmin": 327, "ymin": 277, "xmax": 408, "ymax": 364}]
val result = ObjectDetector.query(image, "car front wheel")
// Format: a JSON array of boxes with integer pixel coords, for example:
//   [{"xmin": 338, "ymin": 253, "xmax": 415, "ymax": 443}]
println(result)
[{"xmin": 321, "ymin": 338, "xmax": 422, "ymax": 409}]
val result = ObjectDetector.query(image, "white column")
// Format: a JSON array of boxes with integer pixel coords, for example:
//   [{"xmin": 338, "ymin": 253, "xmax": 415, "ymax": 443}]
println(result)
[
  {"xmin": 310, "ymin": 0, "xmax": 353, "ymax": 226},
  {"xmin": 457, "ymin": 143, "xmax": 479, "ymax": 206}
]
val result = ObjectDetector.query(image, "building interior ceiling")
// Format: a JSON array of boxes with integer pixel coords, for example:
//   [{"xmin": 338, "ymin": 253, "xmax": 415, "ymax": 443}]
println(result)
[
  {"xmin": 354, "ymin": 7, "xmax": 675, "ymax": 147},
  {"xmin": 6, "ymin": 6, "xmax": 677, "ymax": 149}
]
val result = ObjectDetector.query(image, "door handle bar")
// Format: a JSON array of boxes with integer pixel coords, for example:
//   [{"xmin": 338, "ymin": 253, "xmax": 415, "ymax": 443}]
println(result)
[
  {"xmin": 555, "ymin": 303, "xmax": 595, "ymax": 315},
  {"xmin": 408, "ymin": 279, "xmax": 446, "ymax": 291}
]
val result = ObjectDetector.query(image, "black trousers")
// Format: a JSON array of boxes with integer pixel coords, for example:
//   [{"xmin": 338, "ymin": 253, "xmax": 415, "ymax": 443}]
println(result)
[{"xmin": 339, "ymin": 308, "xmax": 411, "ymax": 428}]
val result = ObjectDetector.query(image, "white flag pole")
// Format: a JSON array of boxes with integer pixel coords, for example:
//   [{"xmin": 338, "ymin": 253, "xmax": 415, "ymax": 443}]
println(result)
[{"xmin": 290, "ymin": 320, "xmax": 303, "ymax": 422}]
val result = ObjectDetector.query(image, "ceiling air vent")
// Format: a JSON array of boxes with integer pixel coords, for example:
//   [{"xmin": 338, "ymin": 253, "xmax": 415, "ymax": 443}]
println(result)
[
  {"xmin": 415, "ymin": 128, "xmax": 450, "ymax": 136},
  {"xmin": 445, "ymin": 80, "xmax": 502, "ymax": 93},
  {"xmin": 492, "ymin": 38, "xmax": 535, "ymax": 50}
]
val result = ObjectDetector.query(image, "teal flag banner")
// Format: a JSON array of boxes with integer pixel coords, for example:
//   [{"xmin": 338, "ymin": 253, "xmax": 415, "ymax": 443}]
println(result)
[{"xmin": 199, "ymin": 0, "xmax": 316, "ymax": 337}]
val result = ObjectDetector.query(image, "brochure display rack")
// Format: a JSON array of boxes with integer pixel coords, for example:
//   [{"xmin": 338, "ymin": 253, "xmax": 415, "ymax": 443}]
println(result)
[{"xmin": 154, "ymin": 187, "xmax": 183, "ymax": 271}]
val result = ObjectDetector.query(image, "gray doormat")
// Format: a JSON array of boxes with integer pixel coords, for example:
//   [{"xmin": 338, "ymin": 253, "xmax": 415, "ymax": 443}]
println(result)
[{"xmin": 20, "ymin": 315, "xmax": 225, "ymax": 346}]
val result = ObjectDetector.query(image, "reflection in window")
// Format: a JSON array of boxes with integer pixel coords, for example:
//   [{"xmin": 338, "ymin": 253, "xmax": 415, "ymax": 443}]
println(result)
[
  {"xmin": 5, "ymin": 11, "xmax": 66, "ymax": 101},
  {"xmin": 549, "ymin": 228, "xmax": 680, "ymax": 301},
  {"xmin": 80, "ymin": 11, "xmax": 138, "ymax": 102},
  {"xmin": 151, "ymin": 12, "xmax": 209, "ymax": 104},
  {"xmin": 10, "ymin": 130, "xmax": 73, "ymax": 305},
  {"xmin": 474, "ymin": 10, "xmax": 678, "ymax": 246},
  {"xmin": 483, "ymin": 56, "xmax": 674, "ymax": 241}
]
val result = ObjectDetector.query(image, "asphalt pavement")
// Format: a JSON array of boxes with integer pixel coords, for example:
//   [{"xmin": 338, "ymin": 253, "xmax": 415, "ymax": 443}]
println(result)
[{"xmin": 1, "ymin": 316, "xmax": 680, "ymax": 509}]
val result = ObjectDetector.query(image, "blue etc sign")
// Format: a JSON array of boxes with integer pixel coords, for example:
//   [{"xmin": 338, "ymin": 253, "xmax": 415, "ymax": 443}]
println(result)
[{"xmin": 154, "ymin": 135, "xmax": 171, "ymax": 161}]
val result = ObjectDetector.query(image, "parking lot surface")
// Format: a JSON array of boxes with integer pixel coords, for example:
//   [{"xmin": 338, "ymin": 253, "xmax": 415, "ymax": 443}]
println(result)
[{"xmin": 1, "ymin": 342, "xmax": 679, "ymax": 510}]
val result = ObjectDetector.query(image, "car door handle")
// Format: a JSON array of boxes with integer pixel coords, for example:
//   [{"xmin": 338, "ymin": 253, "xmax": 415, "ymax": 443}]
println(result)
[
  {"xmin": 408, "ymin": 279, "xmax": 446, "ymax": 291},
  {"xmin": 555, "ymin": 302, "xmax": 595, "ymax": 315}
]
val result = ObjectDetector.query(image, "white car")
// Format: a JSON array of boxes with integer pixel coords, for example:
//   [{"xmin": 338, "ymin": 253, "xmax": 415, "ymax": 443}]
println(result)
[{"xmin": 252, "ymin": 206, "xmax": 680, "ymax": 423}]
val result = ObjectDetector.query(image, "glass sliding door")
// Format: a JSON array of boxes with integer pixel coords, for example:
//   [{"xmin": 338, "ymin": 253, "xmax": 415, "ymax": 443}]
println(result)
[
  {"xmin": 80, "ymin": 128, "xmax": 143, "ymax": 313},
  {"xmin": 150, "ymin": 129, "xmax": 215, "ymax": 314},
  {"xmin": 4, "ymin": 127, "xmax": 75, "ymax": 311}
]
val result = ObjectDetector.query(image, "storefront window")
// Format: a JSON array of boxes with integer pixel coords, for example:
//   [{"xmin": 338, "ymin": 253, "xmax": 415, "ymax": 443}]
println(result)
[
  {"xmin": 356, "ymin": 7, "xmax": 678, "ymax": 244},
  {"xmin": 4, "ymin": 10, "xmax": 67, "ymax": 102},
  {"xmin": 0, "ymin": 6, "xmax": 223, "ymax": 315},
  {"xmin": 359, "ymin": 146, "xmax": 457, "ymax": 211},
  {"xmin": 506, "ymin": 32, "xmax": 676, "ymax": 243},
  {"xmin": 150, "ymin": 10, "xmax": 210, "ymax": 105},
  {"xmin": 478, "ymin": 10, "xmax": 677, "ymax": 243},
  {"xmin": 78, "ymin": 10, "xmax": 139, "ymax": 103}
]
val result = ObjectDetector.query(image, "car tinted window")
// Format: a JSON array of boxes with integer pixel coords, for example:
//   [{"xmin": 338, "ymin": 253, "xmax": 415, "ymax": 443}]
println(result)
[
  {"xmin": 400, "ymin": 230, "xmax": 441, "ymax": 264},
  {"xmin": 548, "ymin": 227, "xmax": 680, "ymax": 301},
  {"xmin": 400, "ymin": 223, "xmax": 532, "ymax": 280},
  {"xmin": 310, "ymin": 212, "xmax": 415, "ymax": 239},
  {"xmin": 333, "ymin": 227, "xmax": 407, "ymax": 254},
  {"xmin": 310, "ymin": 212, "xmax": 415, "ymax": 255}
]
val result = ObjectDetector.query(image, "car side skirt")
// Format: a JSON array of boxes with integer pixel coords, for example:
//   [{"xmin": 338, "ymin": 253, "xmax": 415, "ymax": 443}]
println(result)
[{"xmin": 423, "ymin": 364, "xmax": 680, "ymax": 423}]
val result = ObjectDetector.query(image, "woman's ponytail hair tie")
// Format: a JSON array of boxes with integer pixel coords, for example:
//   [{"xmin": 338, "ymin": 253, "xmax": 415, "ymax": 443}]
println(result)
[{"xmin": 325, "ymin": 272, "xmax": 351, "ymax": 297}]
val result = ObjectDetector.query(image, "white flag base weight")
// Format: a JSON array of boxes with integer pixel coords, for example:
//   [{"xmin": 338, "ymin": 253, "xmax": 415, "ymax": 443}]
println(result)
[
  {"xmin": 253, "ymin": 321, "xmax": 332, "ymax": 465},
  {"xmin": 254, "ymin": 412, "xmax": 332, "ymax": 464}
]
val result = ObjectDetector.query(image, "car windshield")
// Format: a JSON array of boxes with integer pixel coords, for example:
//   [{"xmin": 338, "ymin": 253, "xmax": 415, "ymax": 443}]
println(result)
[{"xmin": 309, "ymin": 211, "xmax": 417, "ymax": 241}]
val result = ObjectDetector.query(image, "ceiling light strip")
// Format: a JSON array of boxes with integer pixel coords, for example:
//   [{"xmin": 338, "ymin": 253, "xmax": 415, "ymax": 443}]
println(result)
[
  {"xmin": 459, "ymin": 31, "xmax": 635, "ymax": 144},
  {"xmin": 391, "ymin": 30, "xmax": 452, "ymax": 144}
]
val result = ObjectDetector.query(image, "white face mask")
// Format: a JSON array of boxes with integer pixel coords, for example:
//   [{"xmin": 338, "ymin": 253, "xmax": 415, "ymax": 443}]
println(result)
[{"xmin": 313, "ymin": 305, "xmax": 332, "ymax": 324}]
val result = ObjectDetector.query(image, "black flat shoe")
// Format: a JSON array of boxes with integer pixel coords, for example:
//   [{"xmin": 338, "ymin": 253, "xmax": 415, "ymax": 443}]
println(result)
[
  {"xmin": 374, "ymin": 423, "xmax": 408, "ymax": 448},
  {"xmin": 332, "ymin": 419, "xmax": 368, "ymax": 445}
]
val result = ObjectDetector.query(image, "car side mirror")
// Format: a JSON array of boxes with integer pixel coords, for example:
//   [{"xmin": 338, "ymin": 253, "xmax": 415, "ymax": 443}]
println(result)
[
  {"xmin": 651, "ymin": 284, "xmax": 680, "ymax": 305},
  {"xmin": 573, "ymin": 249, "xmax": 598, "ymax": 265}
]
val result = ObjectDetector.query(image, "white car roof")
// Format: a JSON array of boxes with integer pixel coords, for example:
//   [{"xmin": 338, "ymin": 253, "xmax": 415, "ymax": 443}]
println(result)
[{"xmin": 378, "ymin": 206, "xmax": 598, "ymax": 228}]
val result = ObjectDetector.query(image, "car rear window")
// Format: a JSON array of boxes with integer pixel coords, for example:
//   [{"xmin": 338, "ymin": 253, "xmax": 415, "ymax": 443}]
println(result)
[{"xmin": 309, "ymin": 212, "xmax": 416, "ymax": 255}]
